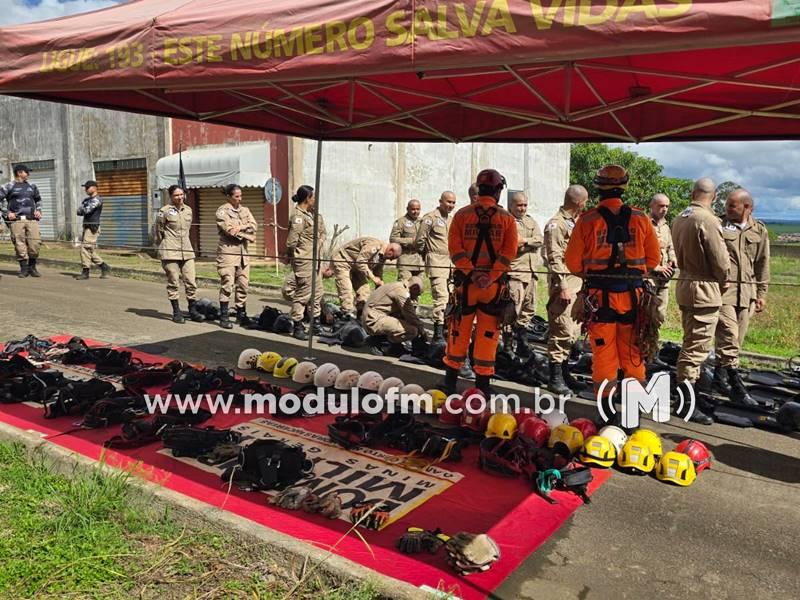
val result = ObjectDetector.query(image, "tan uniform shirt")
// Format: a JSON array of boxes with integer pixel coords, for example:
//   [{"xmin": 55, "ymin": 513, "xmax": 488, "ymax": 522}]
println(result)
[
  {"xmin": 652, "ymin": 217, "xmax": 676, "ymax": 269},
  {"xmin": 416, "ymin": 207, "xmax": 453, "ymax": 277},
  {"xmin": 720, "ymin": 215, "xmax": 770, "ymax": 308},
  {"xmin": 390, "ymin": 215, "xmax": 423, "ymax": 269},
  {"xmin": 156, "ymin": 203, "xmax": 195, "ymax": 261},
  {"xmin": 671, "ymin": 201, "xmax": 731, "ymax": 308},
  {"xmin": 215, "ymin": 202, "xmax": 258, "ymax": 267},
  {"xmin": 286, "ymin": 206, "xmax": 327, "ymax": 277},
  {"xmin": 363, "ymin": 281, "xmax": 423, "ymax": 329},
  {"xmin": 510, "ymin": 214, "xmax": 543, "ymax": 284},
  {"xmin": 544, "ymin": 207, "xmax": 582, "ymax": 293},
  {"xmin": 334, "ymin": 236, "xmax": 385, "ymax": 279}
]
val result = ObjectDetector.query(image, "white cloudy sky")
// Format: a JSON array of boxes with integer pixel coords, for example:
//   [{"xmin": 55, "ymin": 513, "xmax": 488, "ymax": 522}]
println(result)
[{"xmin": 3, "ymin": 1, "xmax": 800, "ymax": 220}]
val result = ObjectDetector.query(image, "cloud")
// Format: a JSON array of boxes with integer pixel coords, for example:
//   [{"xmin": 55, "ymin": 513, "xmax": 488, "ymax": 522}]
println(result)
[
  {"xmin": 612, "ymin": 141, "xmax": 800, "ymax": 220},
  {"xmin": 0, "ymin": 0, "xmax": 120, "ymax": 27}
]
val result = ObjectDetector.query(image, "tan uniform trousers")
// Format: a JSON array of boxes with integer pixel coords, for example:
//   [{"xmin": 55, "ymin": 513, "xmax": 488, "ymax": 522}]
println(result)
[
  {"xmin": 333, "ymin": 264, "xmax": 371, "ymax": 313},
  {"xmin": 366, "ymin": 315, "xmax": 419, "ymax": 343},
  {"xmin": 219, "ymin": 263, "xmax": 250, "ymax": 308},
  {"xmin": 397, "ymin": 267, "xmax": 424, "ymax": 283},
  {"xmin": 429, "ymin": 275, "xmax": 450, "ymax": 324},
  {"xmin": 546, "ymin": 290, "xmax": 580, "ymax": 362},
  {"xmin": 714, "ymin": 304, "xmax": 754, "ymax": 369},
  {"xmin": 80, "ymin": 226, "xmax": 104, "ymax": 268},
  {"xmin": 677, "ymin": 306, "xmax": 720, "ymax": 382},
  {"xmin": 654, "ymin": 285, "xmax": 669, "ymax": 328},
  {"xmin": 282, "ymin": 275, "xmax": 295, "ymax": 303},
  {"xmin": 9, "ymin": 220, "xmax": 41, "ymax": 261},
  {"xmin": 509, "ymin": 279, "xmax": 537, "ymax": 328},
  {"xmin": 162, "ymin": 259, "xmax": 198, "ymax": 301},
  {"xmin": 291, "ymin": 272, "xmax": 324, "ymax": 321}
]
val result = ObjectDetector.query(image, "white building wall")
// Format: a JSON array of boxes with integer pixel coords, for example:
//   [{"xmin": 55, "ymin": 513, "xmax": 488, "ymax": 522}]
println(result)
[{"xmin": 300, "ymin": 140, "xmax": 570, "ymax": 246}]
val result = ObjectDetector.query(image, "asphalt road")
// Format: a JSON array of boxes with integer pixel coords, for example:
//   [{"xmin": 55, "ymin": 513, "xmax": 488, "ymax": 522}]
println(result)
[{"xmin": 1, "ymin": 264, "xmax": 798, "ymax": 600}]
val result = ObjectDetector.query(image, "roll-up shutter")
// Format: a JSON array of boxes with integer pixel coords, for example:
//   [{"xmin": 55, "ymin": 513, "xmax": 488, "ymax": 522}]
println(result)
[
  {"xmin": 94, "ymin": 159, "xmax": 148, "ymax": 248},
  {"xmin": 17, "ymin": 160, "xmax": 57, "ymax": 240},
  {"xmin": 197, "ymin": 187, "xmax": 265, "ymax": 259}
]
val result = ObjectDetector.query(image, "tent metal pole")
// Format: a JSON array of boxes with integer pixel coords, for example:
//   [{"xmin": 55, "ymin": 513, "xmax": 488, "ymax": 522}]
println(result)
[{"xmin": 305, "ymin": 139, "xmax": 323, "ymax": 360}]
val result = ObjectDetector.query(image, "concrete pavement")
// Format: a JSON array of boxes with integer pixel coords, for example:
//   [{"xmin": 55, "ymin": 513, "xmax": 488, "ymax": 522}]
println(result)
[{"xmin": 1, "ymin": 265, "xmax": 798, "ymax": 600}]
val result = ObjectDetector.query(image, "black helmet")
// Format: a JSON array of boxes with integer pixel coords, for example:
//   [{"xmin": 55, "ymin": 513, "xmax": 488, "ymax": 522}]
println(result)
[
  {"xmin": 426, "ymin": 339, "xmax": 446, "ymax": 369},
  {"xmin": 258, "ymin": 306, "xmax": 281, "ymax": 331},
  {"xmin": 339, "ymin": 321, "xmax": 369, "ymax": 348},
  {"xmin": 272, "ymin": 314, "xmax": 294, "ymax": 334}
]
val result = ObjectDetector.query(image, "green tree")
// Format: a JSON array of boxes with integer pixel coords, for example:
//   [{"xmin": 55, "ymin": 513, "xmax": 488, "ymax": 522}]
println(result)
[{"xmin": 714, "ymin": 181, "xmax": 739, "ymax": 216}]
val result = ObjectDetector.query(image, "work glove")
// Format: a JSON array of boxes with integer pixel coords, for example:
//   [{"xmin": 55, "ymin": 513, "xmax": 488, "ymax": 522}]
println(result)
[
  {"xmin": 301, "ymin": 492, "xmax": 343, "ymax": 519},
  {"xmin": 396, "ymin": 527, "xmax": 450, "ymax": 554},
  {"xmin": 349, "ymin": 500, "xmax": 390, "ymax": 530},
  {"xmin": 445, "ymin": 532, "xmax": 500, "ymax": 575},
  {"xmin": 270, "ymin": 486, "xmax": 311, "ymax": 510}
]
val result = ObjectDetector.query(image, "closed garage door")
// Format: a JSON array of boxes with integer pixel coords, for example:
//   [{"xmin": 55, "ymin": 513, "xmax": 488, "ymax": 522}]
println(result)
[
  {"xmin": 16, "ymin": 160, "xmax": 57, "ymax": 241},
  {"xmin": 197, "ymin": 187, "xmax": 265, "ymax": 259},
  {"xmin": 94, "ymin": 159, "xmax": 148, "ymax": 248}
]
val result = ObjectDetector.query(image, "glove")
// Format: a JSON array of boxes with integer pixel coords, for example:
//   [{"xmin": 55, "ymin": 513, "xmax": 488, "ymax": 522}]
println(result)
[
  {"xmin": 396, "ymin": 527, "xmax": 449, "ymax": 554},
  {"xmin": 349, "ymin": 501, "xmax": 390, "ymax": 530},
  {"xmin": 445, "ymin": 532, "xmax": 500, "ymax": 575},
  {"xmin": 271, "ymin": 486, "xmax": 312, "ymax": 510},
  {"xmin": 300, "ymin": 491, "xmax": 343, "ymax": 519}
]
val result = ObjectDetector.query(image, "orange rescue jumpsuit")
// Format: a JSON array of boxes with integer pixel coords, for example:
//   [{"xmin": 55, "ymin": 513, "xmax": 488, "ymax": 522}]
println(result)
[
  {"xmin": 443, "ymin": 196, "xmax": 518, "ymax": 376},
  {"xmin": 564, "ymin": 198, "xmax": 660, "ymax": 395}
]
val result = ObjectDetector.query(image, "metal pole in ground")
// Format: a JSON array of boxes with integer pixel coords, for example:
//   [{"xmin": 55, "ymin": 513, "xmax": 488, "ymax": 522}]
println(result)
[{"xmin": 305, "ymin": 139, "xmax": 323, "ymax": 360}]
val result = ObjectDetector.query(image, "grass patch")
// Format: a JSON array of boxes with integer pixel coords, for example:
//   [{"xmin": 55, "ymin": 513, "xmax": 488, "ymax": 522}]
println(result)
[{"xmin": 0, "ymin": 442, "xmax": 380, "ymax": 599}]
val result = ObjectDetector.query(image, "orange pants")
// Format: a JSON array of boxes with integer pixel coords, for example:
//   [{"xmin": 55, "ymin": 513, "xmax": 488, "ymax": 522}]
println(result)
[
  {"xmin": 443, "ymin": 283, "xmax": 501, "ymax": 376},
  {"xmin": 587, "ymin": 289, "xmax": 645, "ymax": 397}
]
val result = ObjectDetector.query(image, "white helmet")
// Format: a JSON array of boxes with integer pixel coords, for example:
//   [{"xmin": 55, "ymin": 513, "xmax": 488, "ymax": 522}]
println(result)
[
  {"xmin": 400, "ymin": 383, "xmax": 425, "ymax": 397},
  {"xmin": 357, "ymin": 371, "xmax": 384, "ymax": 391},
  {"xmin": 539, "ymin": 410, "xmax": 569, "ymax": 430},
  {"xmin": 598, "ymin": 425, "xmax": 628, "ymax": 453},
  {"xmin": 237, "ymin": 348, "xmax": 261, "ymax": 370},
  {"xmin": 314, "ymin": 363, "xmax": 340, "ymax": 388},
  {"xmin": 378, "ymin": 377, "xmax": 404, "ymax": 397},
  {"xmin": 292, "ymin": 361, "xmax": 318, "ymax": 384},
  {"xmin": 334, "ymin": 369, "xmax": 360, "ymax": 391}
]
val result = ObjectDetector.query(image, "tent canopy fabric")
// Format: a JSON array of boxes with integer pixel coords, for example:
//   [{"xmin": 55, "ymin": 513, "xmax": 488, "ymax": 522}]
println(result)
[
  {"xmin": 155, "ymin": 142, "xmax": 270, "ymax": 189},
  {"xmin": 1, "ymin": 0, "xmax": 800, "ymax": 143}
]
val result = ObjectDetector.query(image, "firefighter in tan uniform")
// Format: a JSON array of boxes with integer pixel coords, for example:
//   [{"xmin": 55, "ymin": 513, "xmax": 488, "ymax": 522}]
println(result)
[
  {"xmin": 362, "ymin": 276, "xmax": 425, "ymax": 354},
  {"xmin": 415, "ymin": 191, "xmax": 457, "ymax": 341},
  {"xmin": 543, "ymin": 185, "xmax": 588, "ymax": 395},
  {"xmin": 216, "ymin": 184, "xmax": 258, "ymax": 330},
  {"xmin": 390, "ymin": 199, "xmax": 423, "ymax": 282},
  {"xmin": 649, "ymin": 193, "xmax": 677, "ymax": 328},
  {"xmin": 332, "ymin": 237, "xmax": 402, "ymax": 316},
  {"xmin": 507, "ymin": 191, "xmax": 543, "ymax": 352},
  {"xmin": 155, "ymin": 185, "xmax": 203, "ymax": 324},
  {"xmin": 711, "ymin": 188, "xmax": 768, "ymax": 407},
  {"xmin": 671, "ymin": 177, "xmax": 731, "ymax": 424},
  {"xmin": 285, "ymin": 185, "xmax": 326, "ymax": 341}
]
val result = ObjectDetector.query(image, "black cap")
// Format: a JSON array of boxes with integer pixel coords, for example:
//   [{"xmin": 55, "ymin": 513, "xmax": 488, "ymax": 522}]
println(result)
[
  {"xmin": 83, "ymin": 180, "xmax": 97, "ymax": 188},
  {"xmin": 14, "ymin": 164, "xmax": 30, "ymax": 175}
]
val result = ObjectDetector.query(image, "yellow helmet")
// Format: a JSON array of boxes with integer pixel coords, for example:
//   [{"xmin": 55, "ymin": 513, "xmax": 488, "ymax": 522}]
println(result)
[
  {"xmin": 256, "ymin": 351, "xmax": 282, "ymax": 373},
  {"xmin": 630, "ymin": 428, "xmax": 663, "ymax": 457},
  {"xmin": 579, "ymin": 435, "xmax": 616, "ymax": 468},
  {"xmin": 656, "ymin": 451, "xmax": 697, "ymax": 487},
  {"xmin": 548, "ymin": 424, "xmax": 584, "ymax": 455},
  {"xmin": 273, "ymin": 357, "xmax": 298, "ymax": 379},
  {"xmin": 617, "ymin": 439, "xmax": 656, "ymax": 474},
  {"xmin": 485, "ymin": 413, "xmax": 517, "ymax": 439},
  {"xmin": 424, "ymin": 389, "xmax": 447, "ymax": 413}
]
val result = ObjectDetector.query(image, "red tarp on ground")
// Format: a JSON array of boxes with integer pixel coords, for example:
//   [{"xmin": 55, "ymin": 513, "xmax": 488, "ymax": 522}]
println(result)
[
  {"xmin": 2, "ymin": 1, "xmax": 800, "ymax": 142},
  {"xmin": 0, "ymin": 337, "xmax": 611, "ymax": 599}
]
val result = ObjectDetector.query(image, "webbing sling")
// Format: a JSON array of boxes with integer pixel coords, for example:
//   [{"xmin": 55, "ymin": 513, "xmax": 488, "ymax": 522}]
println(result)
[{"xmin": 461, "ymin": 205, "xmax": 503, "ymax": 315}]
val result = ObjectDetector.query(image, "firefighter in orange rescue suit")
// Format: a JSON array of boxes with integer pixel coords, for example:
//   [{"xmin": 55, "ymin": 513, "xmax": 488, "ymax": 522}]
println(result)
[
  {"xmin": 564, "ymin": 165, "xmax": 661, "ymax": 423},
  {"xmin": 442, "ymin": 169, "xmax": 518, "ymax": 397}
]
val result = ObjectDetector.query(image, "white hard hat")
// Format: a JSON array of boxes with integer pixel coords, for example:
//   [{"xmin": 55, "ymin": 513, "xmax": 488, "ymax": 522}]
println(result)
[
  {"xmin": 400, "ymin": 383, "xmax": 425, "ymax": 396},
  {"xmin": 539, "ymin": 409, "xmax": 569, "ymax": 430},
  {"xmin": 598, "ymin": 425, "xmax": 628, "ymax": 454},
  {"xmin": 357, "ymin": 371, "xmax": 384, "ymax": 392},
  {"xmin": 237, "ymin": 348, "xmax": 261, "ymax": 370},
  {"xmin": 313, "ymin": 363, "xmax": 340, "ymax": 388},
  {"xmin": 292, "ymin": 361, "xmax": 318, "ymax": 384},
  {"xmin": 334, "ymin": 369, "xmax": 360, "ymax": 391},
  {"xmin": 378, "ymin": 376, "xmax": 404, "ymax": 397}
]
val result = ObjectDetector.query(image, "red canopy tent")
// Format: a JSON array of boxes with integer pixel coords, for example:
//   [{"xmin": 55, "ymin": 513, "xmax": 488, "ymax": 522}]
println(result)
[{"xmin": 2, "ymin": 0, "xmax": 800, "ymax": 143}]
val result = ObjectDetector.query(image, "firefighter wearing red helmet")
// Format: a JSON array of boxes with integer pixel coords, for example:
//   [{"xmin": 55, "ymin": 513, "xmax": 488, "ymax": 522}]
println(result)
[
  {"xmin": 442, "ymin": 169, "xmax": 518, "ymax": 397},
  {"xmin": 564, "ymin": 165, "xmax": 661, "ymax": 424}
]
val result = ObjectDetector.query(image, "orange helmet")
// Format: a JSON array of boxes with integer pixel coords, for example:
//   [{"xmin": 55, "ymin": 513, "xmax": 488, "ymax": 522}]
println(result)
[
  {"xmin": 476, "ymin": 169, "xmax": 506, "ymax": 192},
  {"xmin": 594, "ymin": 164, "xmax": 629, "ymax": 190}
]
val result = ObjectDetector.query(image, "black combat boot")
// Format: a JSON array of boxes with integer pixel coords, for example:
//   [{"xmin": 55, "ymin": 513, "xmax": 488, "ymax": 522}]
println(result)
[
  {"xmin": 432, "ymin": 322, "xmax": 445, "ymax": 343},
  {"xmin": 27, "ymin": 258, "xmax": 41, "ymax": 277},
  {"xmin": 187, "ymin": 300, "xmax": 205, "ymax": 322},
  {"xmin": 442, "ymin": 366, "xmax": 459, "ymax": 395},
  {"xmin": 292, "ymin": 319, "xmax": 308, "ymax": 340},
  {"xmin": 75, "ymin": 268, "xmax": 90, "ymax": 280},
  {"xmin": 236, "ymin": 306, "xmax": 252, "ymax": 327},
  {"xmin": 170, "ymin": 299, "xmax": 185, "ymax": 324},
  {"xmin": 219, "ymin": 302, "xmax": 233, "ymax": 329},
  {"xmin": 727, "ymin": 368, "xmax": 758, "ymax": 407},
  {"xmin": 561, "ymin": 360, "xmax": 586, "ymax": 391},
  {"xmin": 515, "ymin": 326, "xmax": 531, "ymax": 357},
  {"xmin": 17, "ymin": 260, "xmax": 29, "ymax": 278},
  {"xmin": 309, "ymin": 317, "xmax": 322, "ymax": 335},
  {"xmin": 548, "ymin": 361, "xmax": 571, "ymax": 396},
  {"xmin": 99, "ymin": 263, "xmax": 111, "ymax": 279},
  {"xmin": 475, "ymin": 374, "xmax": 492, "ymax": 398},
  {"xmin": 674, "ymin": 380, "xmax": 714, "ymax": 425},
  {"xmin": 712, "ymin": 364, "xmax": 731, "ymax": 395}
]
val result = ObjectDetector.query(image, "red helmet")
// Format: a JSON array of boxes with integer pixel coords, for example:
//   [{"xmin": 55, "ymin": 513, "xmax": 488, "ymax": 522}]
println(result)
[
  {"xmin": 570, "ymin": 418, "xmax": 598, "ymax": 441},
  {"xmin": 438, "ymin": 396, "xmax": 464, "ymax": 426},
  {"xmin": 514, "ymin": 407, "xmax": 535, "ymax": 427},
  {"xmin": 475, "ymin": 169, "xmax": 506, "ymax": 192},
  {"xmin": 461, "ymin": 405, "xmax": 493, "ymax": 433},
  {"xmin": 675, "ymin": 439, "xmax": 712, "ymax": 474},
  {"xmin": 518, "ymin": 417, "xmax": 551, "ymax": 448}
]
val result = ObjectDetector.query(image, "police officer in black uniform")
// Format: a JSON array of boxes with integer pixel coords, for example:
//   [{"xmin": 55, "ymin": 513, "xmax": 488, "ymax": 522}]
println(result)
[
  {"xmin": 0, "ymin": 164, "xmax": 43, "ymax": 277},
  {"xmin": 75, "ymin": 180, "xmax": 111, "ymax": 280}
]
